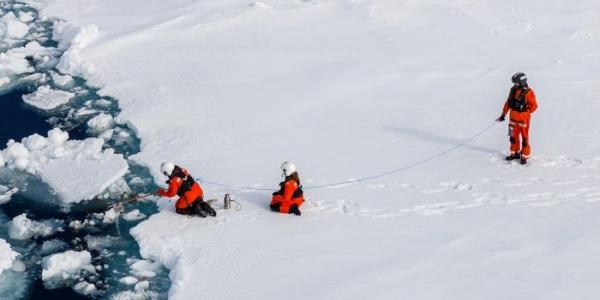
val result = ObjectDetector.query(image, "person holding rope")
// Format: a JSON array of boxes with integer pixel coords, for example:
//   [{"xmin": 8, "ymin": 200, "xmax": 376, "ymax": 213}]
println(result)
[
  {"xmin": 270, "ymin": 161, "xmax": 304, "ymax": 216},
  {"xmin": 496, "ymin": 72, "xmax": 538, "ymax": 165},
  {"xmin": 156, "ymin": 162, "xmax": 216, "ymax": 217}
]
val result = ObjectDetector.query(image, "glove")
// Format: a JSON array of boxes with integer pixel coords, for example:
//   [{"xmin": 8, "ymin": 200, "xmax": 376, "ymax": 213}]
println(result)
[{"xmin": 496, "ymin": 115, "xmax": 506, "ymax": 122}]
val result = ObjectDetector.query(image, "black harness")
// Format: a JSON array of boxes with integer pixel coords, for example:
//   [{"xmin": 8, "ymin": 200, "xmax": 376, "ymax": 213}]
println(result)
[
  {"xmin": 507, "ymin": 86, "xmax": 529, "ymax": 112},
  {"xmin": 272, "ymin": 181, "xmax": 303, "ymax": 198},
  {"xmin": 167, "ymin": 167, "xmax": 196, "ymax": 196}
]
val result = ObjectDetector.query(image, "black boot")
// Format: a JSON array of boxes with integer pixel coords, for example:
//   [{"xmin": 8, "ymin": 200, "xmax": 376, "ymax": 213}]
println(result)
[
  {"xmin": 270, "ymin": 203, "xmax": 281, "ymax": 212},
  {"xmin": 520, "ymin": 157, "xmax": 527, "ymax": 165},
  {"xmin": 200, "ymin": 201, "xmax": 217, "ymax": 217},
  {"xmin": 289, "ymin": 204, "xmax": 301, "ymax": 216},
  {"xmin": 505, "ymin": 153, "xmax": 521, "ymax": 161},
  {"xmin": 193, "ymin": 201, "xmax": 208, "ymax": 217}
]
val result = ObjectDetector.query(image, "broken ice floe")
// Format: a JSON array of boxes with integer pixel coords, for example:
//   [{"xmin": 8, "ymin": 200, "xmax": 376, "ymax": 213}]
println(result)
[
  {"xmin": 8, "ymin": 213, "xmax": 63, "ymax": 240},
  {"xmin": 22, "ymin": 85, "xmax": 74, "ymax": 110},
  {"xmin": 0, "ymin": 128, "xmax": 130, "ymax": 205}
]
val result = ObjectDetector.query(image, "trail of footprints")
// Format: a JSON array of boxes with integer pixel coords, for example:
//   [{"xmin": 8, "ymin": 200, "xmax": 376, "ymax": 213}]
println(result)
[{"xmin": 306, "ymin": 155, "xmax": 600, "ymax": 218}]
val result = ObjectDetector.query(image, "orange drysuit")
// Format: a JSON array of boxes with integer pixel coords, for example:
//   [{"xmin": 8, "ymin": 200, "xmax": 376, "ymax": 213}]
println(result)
[
  {"xmin": 501, "ymin": 87, "xmax": 538, "ymax": 158},
  {"xmin": 158, "ymin": 167, "xmax": 204, "ymax": 210},
  {"xmin": 271, "ymin": 179, "xmax": 304, "ymax": 214}
]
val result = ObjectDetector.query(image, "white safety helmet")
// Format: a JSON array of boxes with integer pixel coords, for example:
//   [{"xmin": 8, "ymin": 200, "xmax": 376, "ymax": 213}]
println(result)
[
  {"xmin": 160, "ymin": 161, "xmax": 175, "ymax": 177},
  {"xmin": 280, "ymin": 161, "xmax": 297, "ymax": 177}
]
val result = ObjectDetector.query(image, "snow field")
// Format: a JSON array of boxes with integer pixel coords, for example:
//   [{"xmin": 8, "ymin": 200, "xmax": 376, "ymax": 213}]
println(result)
[{"xmin": 29, "ymin": 0, "xmax": 600, "ymax": 299}]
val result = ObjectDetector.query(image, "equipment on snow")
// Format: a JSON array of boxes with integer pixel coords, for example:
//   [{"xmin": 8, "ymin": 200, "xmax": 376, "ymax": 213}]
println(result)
[{"xmin": 224, "ymin": 193, "xmax": 231, "ymax": 209}]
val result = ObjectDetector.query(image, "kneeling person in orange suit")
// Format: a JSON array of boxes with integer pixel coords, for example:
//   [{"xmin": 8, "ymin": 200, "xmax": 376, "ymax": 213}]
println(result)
[
  {"xmin": 157, "ymin": 161, "xmax": 216, "ymax": 217},
  {"xmin": 271, "ymin": 161, "xmax": 304, "ymax": 216}
]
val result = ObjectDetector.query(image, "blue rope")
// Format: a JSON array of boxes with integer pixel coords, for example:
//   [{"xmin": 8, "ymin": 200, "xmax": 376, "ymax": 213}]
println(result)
[{"xmin": 199, "ymin": 121, "xmax": 498, "ymax": 191}]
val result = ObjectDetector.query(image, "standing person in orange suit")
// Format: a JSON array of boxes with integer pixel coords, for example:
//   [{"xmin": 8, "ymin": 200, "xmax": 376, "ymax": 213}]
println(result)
[
  {"xmin": 157, "ymin": 161, "xmax": 216, "ymax": 217},
  {"xmin": 496, "ymin": 72, "xmax": 538, "ymax": 165},
  {"xmin": 271, "ymin": 161, "xmax": 304, "ymax": 216}
]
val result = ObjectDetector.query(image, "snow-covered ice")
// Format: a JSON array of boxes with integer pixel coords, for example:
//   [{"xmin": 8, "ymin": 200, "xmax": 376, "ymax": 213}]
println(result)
[
  {"xmin": 0, "ymin": 238, "xmax": 18, "ymax": 275},
  {"xmin": 29, "ymin": 0, "xmax": 600, "ymax": 299},
  {"xmin": 40, "ymin": 239, "xmax": 68, "ymax": 255},
  {"xmin": 22, "ymin": 85, "xmax": 74, "ymax": 110},
  {"xmin": 1, "ymin": 128, "xmax": 129, "ymax": 204},
  {"xmin": 8, "ymin": 213, "xmax": 62, "ymax": 240},
  {"xmin": 1, "ymin": 12, "xmax": 29, "ymax": 39},
  {"xmin": 122, "ymin": 209, "xmax": 146, "ymax": 222},
  {"xmin": 119, "ymin": 276, "xmax": 138, "ymax": 285},
  {"xmin": 41, "ymin": 250, "xmax": 95, "ymax": 283},
  {"xmin": 87, "ymin": 112, "xmax": 114, "ymax": 134}
]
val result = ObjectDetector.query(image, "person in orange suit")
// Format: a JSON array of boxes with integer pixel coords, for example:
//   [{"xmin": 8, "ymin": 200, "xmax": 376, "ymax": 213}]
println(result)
[
  {"xmin": 496, "ymin": 72, "xmax": 538, "ymax": 164},
  {"xmin": 271, "ymin": 161, "xmax": 304, "ymax": 216},
  {"xmin": 157, "ymin": 161, "xmax": 216, "ymax": 217}
]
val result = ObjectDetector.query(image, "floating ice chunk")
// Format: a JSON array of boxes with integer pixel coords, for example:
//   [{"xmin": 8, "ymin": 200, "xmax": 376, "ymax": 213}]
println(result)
[
  {"xmin": 47, "ymin": 128, "xmax": 69, "ymax": 145},
  {"xmin": 69, "ymin": 220, "xmax": 86, "ymax": 230},
  {"xmin": 0, "ymin": 52, "xmax": 32, "ymax": 77},
  {"xmin": 87, "ymin": 113, "xmax": 114, "ymax": 134},
  {"xmin": 102, "ymin": 208, "xmax": 118, "ymax": 224},
  {"xmin": 129, "ymin": 259, "xmax": 161, "ymax": 279},
  {"xmin": 122, "ymin": 209, "xmax": 147, "ymax": 222},
  {"xmin": 111, "ymin": 290, "xmax": 159, "ymax": 300},
  {"xmin": 73, "ymin": 281, "xmax": 97, "ymax": 295},
  {"xmin": 5, "ymin": 20, "xmax": 29, "ymax": 39},
  {"xmin": 0, "ymin": 239, "xmax": 18, "ymax": 275},
  {"xmin": 18, "ymin": 12, "xmax": 34, "ymax": 23},
  {"xmin": 22, "ymin": 85, "xmax": 74, "ymax": 110},
  {"xmin": 8, "ymin": 213, "xmax": 62, "ymax": 240},
  {"xmin": 119, "ymin": 276, "xmax": 138, "ymax": 285},
  {"xmin": 0, "ymin": 77, "xmax": 9, "ymax": 87},
  {"xmin": 41, "ymin": 239, "xmax": 68, "ymax": 255},
  {"xmin": 41, "ymin": 250, "xmax": 95, "ymax": 283},
  {"xmin": 50, "ymin": 71, "xmax": 74, "ymax": 87},
  {"xmin": 134, "ymin": 281, "xmax": 149, "ymax": 291},
  {"xmin": 1, "ymin": 12, "xmax": 29, "ymax": 39},
  {"xmin": 0, "ymin": 129, "xmax": 129, "ymax": 204},
  {"xmin": 22, "ymin": 133, "xmax": 48, "ymax": 151},
  {"xmin": 11, "ymin": 260, "xmax": 26, "ymax": 272},
  {"xmin": 84, "ymin": 235, "xmax": 115, "ymax": 251}
]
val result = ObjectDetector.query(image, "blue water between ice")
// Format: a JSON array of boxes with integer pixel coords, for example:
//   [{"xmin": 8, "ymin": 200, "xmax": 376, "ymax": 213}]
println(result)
[
  {"xmin": 0, "ymin": 81, "xmax": 171, "ymax": 300},
  {"xmin": 0, "ymin": 5, "xmax": 170, "ymax": 299}
]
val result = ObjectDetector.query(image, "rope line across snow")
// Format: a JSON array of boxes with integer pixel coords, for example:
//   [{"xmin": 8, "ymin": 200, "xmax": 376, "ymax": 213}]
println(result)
[{"xmin": 198, "ymin": 121, "xmax": 499, "ymax": 191}]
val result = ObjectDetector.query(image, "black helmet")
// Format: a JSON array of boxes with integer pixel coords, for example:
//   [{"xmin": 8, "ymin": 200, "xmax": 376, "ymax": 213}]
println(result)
[{"xmin": 511, "ymin": 72, "xmax": 527, "ymax": 87}]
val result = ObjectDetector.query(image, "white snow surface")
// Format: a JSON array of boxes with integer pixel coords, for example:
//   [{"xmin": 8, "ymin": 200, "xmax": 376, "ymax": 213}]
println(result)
[
  {"xmin": 0, "ymin": 128, "xmax": 129, "ymax": 204},
  {"xmin": 31, "ymin": 0, "xmax": 600, "ymax": 299},
  {"xmin": 22, "ymin": 85, "xmax": 74, "ymax": 110},
  {"xmin": 41, "ymin": 250, "xmax": 94, "ymax": 282},
  {"xmin": 0, "ymin": 239, "xmax": 18, "ymax": 275}
]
